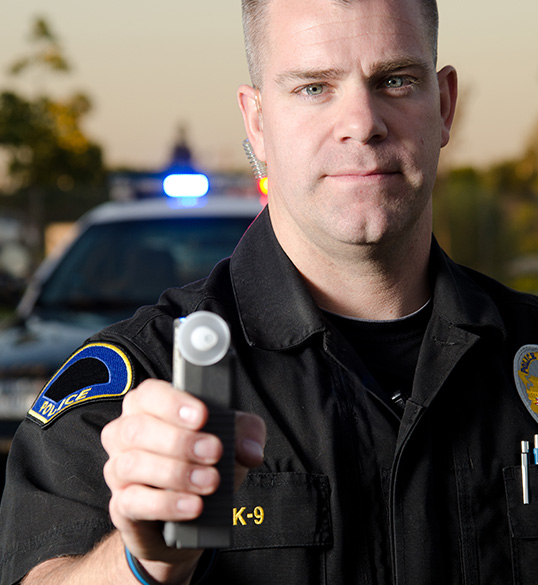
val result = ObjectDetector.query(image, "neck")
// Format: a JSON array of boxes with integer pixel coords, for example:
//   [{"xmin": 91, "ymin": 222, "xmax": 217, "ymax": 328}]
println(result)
[{"xmin": 271, "ymin": 212, "xmax": 432, "ymax": 321}]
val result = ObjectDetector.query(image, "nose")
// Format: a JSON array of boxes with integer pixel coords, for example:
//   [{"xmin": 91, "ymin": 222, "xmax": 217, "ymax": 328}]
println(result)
[{"xmin": 333, "ymin": 87, "xmax": 388, "ymax": 145}]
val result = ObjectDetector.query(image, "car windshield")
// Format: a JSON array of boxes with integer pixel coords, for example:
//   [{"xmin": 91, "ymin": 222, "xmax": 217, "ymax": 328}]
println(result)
[{"xmin": 34, "ymin": 216, "xmax": 254, "ymax": 325}]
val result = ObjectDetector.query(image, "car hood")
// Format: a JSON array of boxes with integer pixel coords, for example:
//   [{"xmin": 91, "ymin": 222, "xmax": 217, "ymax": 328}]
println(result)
[{"xmin": 0, "ymin": 317, "xmax": 98, "ymax": 378}]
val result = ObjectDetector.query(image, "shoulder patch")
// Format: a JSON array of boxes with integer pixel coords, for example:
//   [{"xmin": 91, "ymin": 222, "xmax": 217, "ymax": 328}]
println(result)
[
  {"xmin": 28, "ymin": 343, "xmax": 134, "ymax": 427},
  {"xmin": 514, "ymin": 345, "xmax": 538, "ymax": 425}
]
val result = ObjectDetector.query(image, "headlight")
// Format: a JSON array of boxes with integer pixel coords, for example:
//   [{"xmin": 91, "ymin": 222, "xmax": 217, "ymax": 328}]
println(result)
[{"xmin": 0, "ymin": 378, "xmax": 47, "ymax": 420}]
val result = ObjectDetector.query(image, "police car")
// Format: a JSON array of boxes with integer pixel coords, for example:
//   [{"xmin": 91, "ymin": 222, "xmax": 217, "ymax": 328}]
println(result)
[{"xmin": 0, "ymin": 178, "xmax": 263, "ymax": 489}]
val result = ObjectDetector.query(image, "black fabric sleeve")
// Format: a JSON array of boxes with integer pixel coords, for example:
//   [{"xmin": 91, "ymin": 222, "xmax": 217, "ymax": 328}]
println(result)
[{"xmin": 0, "ymin": 400, "xmax": 120, "ymax": 584}]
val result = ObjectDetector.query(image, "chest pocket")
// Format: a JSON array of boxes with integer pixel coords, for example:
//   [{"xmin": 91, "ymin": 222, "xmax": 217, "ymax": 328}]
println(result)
[
  {"xmin": 228, "ymin": 472, "xmax": 332, "ymax": 549},
  {"xmin": 209, "ymin": 472, "xmax": 332, "ymax": 584},
  {"xmin": 504, "ymin": 465, "xmax": 538, "ymax": 585}
]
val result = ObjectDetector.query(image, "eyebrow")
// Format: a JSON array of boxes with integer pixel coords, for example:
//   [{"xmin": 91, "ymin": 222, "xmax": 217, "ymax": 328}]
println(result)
[
  {"xmin": 274, "ymin": 58, "xmax": 433, "ymax": 87},
  {"xmin": 368, "ymin": 58, "xmax": 433, "ymax": 77},
  {"xmin": 275, "ymin": 68, "xmax": 345, "ymax": 87}
]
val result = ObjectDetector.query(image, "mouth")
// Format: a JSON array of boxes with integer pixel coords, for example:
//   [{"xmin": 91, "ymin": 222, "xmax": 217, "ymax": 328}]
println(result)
[{"xmin": 323, "ymin": 169, "xmax": 401, "ymax": 181}]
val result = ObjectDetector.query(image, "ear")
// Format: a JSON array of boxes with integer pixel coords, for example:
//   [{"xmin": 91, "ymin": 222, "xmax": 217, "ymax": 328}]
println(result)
[
  {"xmin": 437, "ymin": 66, "xmax": 458, "ymax": 148},
  {"xmin": 237, "ymin": 84, "xmax": 266, "ymax": 162}
]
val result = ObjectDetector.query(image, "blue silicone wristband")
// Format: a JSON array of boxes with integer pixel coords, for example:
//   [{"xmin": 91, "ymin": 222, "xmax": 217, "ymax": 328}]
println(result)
[{"xmin": 125, "ymin": 547, "xmax": 163, "ymax": 585}]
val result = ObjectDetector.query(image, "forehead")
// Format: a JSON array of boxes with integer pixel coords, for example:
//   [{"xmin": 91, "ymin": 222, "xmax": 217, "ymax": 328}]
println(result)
[{"xmin": 264, "ymin": 0, "xmax": 431, "ymax": 75}]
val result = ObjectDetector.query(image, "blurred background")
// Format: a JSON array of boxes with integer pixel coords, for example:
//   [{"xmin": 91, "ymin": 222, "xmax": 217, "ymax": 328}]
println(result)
[
  {"xmin": 2, "ymin": 0, "xmax": 536, "ymax": 493},
  {"xmin": 0, "ymin": 0, "xmax": 538, "ymax": 302}
]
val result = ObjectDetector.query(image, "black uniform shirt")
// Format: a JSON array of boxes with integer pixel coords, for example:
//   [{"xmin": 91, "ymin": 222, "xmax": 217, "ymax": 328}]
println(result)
[{"xmin": 2, "ymin": 207, "xmax": 538, "ymax": 585}]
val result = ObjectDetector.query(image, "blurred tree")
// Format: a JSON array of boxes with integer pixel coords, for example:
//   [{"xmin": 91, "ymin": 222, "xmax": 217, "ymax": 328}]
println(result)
[
  {"xmin": 0, "ymin": 17, "xmax": 106, "ymax": 261},
  {"xmin": 489, "ymin": 124, "xmax": 538, "ymax": 292},
  {"xmin": 0, "ymin": 17, "xmax": 104, "ymax": 191},
  {"xmin": 434, "ymin": 167, "xmax": 507, "ymax": 281},
  {"xmin": 0, "ymin": 91, "xmax": 104, "ymax": 190},
  {"xmin": 8, "ymin": 17, "xmax": 70, "ymax": 77},
  {"xmin": 434, "ymin": 114, "xmax": 538, "ymax": 292}
]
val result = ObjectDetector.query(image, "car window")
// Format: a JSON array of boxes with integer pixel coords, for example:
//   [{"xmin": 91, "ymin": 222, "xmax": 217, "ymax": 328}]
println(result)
[{"xmin": 35, "ymin": 216, "xmax": 254, "ymax": 321}]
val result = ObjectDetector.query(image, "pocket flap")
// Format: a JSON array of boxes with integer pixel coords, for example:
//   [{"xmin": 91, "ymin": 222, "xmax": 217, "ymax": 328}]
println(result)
[{"xmin": 228, "ymin": 472, "xmax": 333, "ymax": 550}]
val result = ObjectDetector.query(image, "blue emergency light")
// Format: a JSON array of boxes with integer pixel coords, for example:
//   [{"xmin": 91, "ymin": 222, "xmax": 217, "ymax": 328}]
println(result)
[{"xmin": 163, "ymin": 173, "xmax": 210, "ymax": 199}]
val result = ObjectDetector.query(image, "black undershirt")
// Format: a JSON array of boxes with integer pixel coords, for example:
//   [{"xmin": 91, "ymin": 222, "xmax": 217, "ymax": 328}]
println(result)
[{"xmin": 324, "ymin": 300, "xmax": 432, "ymax": 414}]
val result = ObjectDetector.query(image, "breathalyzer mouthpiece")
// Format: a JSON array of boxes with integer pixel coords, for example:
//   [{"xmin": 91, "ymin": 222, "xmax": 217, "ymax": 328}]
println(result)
[{"xmin": 176, "ymin": 311, "xmax": 231, "ymax": 366}]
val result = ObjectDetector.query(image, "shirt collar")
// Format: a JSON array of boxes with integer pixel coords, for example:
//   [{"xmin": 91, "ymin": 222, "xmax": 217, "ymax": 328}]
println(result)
[
  {"xmin": 230, "ymin": 209, "xmax": 506, "ymax": 350},
  {"xmin": 429, "ymin": 238, "xmax": 506, "ymax": 338},
  {"xmin": 230, "ymin": 207, "xmax": 325, "ymax": 350}
]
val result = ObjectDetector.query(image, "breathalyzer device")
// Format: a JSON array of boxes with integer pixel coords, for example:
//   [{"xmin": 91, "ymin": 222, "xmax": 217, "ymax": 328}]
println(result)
[{"xmin": 163, "ymin": 311, "xmax": 235, "ymax": 549}]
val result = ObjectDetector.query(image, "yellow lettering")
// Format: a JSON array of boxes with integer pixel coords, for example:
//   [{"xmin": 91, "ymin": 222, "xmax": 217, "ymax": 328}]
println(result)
[
  {"xmin": 55, "ymin": 398, "xmax": 67, "ymax": 413},
  {"xmin": 253, "ymin": 506, "xmax": 264, "ymax": 525},
  {"xmin": 233, "ymin": 507, "xmax": 246, "ymax": 526},
  {"xmin": 75, "ymin": 388, "xmax": 91, "ymax": 401},
  {"xmin": 65, "ymin": 394, "xmax": 77, "ymax": 405},
  {"xmin": 232, "ymin": 506, "xmax": 264, "ymax": 526}
]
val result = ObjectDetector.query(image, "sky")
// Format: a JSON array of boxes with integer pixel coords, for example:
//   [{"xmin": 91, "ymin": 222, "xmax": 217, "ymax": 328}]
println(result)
[{"xmin": 1, "ymin": 0, "xmax": 537, "ymax": 174}]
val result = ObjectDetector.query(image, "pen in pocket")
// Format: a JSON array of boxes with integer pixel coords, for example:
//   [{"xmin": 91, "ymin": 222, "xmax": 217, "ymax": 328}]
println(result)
[{"xmin": 522, "ymin": 441, "xmax": 530, "ymax": 505}]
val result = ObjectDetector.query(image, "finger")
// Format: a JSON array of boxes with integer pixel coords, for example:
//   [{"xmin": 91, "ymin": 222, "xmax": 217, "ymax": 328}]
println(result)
[
  {"xmin": 104, "ymin": 450, "xmax": 220, "ymax": 495},
  {"xmin": 233, "ymin": 412, "xmax": 266, "ymax": 490},
  {"xmin": 235, "ymin": 411, "xmax": 266, "ymax": 468},
  {"xmin": 109, "ymin": 484, "xmax": 204, "ymax": 526},
  {"xmin": 122, "ymin": 379, "xmax": 209, "ymax": 431},
  {"xmin": 102, "ymin": 414, "xmax": 223, "ymax": 464}
]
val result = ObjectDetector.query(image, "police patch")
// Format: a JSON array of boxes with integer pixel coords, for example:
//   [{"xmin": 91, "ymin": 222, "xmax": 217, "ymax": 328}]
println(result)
[
  {"xmin": 514, "ymin": 345, "xmax": 538, "ymax": 424},
  {"xmin": 28, "ymin": 343, "xmax": 133, "ymax": 427}
]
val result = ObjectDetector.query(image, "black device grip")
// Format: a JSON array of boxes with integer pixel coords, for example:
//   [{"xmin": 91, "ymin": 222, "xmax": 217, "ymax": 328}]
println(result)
[{"xmin": 163, "ymin": 313, "xmax": 235, "ymax": 549}]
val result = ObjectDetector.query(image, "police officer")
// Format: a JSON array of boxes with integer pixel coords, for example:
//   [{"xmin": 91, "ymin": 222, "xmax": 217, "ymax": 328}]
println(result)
[{"xmin": 2, "ymin": 0, "xmax": 538, "ymax": 584}]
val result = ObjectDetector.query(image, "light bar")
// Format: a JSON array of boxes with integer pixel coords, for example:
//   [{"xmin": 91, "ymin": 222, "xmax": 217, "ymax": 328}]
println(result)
[{"xmin": 163, "ymin": 173, "xmax": 210, "ymax": 198}]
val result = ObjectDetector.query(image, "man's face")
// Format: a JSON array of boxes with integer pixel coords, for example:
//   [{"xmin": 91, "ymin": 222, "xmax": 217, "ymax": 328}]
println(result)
[{"xmin": 239, "ymin": 0, "xmax": 457, "ymax": 256}]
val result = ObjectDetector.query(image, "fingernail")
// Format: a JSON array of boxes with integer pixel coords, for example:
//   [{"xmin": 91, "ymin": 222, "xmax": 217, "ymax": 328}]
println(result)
[
  {"xmin": 190, "ymin": 468, "xmax": 215, "ymax": 488},
  {"xmin": 179, "ymin": 405, "xmax": 199, "ymax": 425},
  {"xmin": 177, "ymin": 497, "xmax": 199, "ymax": 514},
  {"xmin": 242, "ymin": 439, "xmax": 264, "ymax": 461},
  {"xmin": 193, "ymin": 437, "xmax": 219, "ymax": 459}
]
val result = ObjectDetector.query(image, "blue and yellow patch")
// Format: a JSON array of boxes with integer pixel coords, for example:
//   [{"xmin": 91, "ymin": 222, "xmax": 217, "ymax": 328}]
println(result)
[{"xmin": 28, "ymin": 342, "xmax": 133, "ymax": 427}]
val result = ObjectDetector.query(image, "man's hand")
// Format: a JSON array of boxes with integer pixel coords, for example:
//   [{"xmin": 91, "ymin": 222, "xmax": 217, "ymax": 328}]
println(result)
[{"xmin": 101, "ymin": 379, "xmax": 266, "ymax": 582}]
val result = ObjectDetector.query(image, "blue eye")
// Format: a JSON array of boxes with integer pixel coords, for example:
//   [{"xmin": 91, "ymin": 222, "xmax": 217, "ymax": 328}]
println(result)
[
  {"xmin": 385, "ymin": 77, "xmax": 405, "ymax": 88},
  {"xmin": 304, "ymin": 84, "xmax": 325, "ymax": 96}
]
